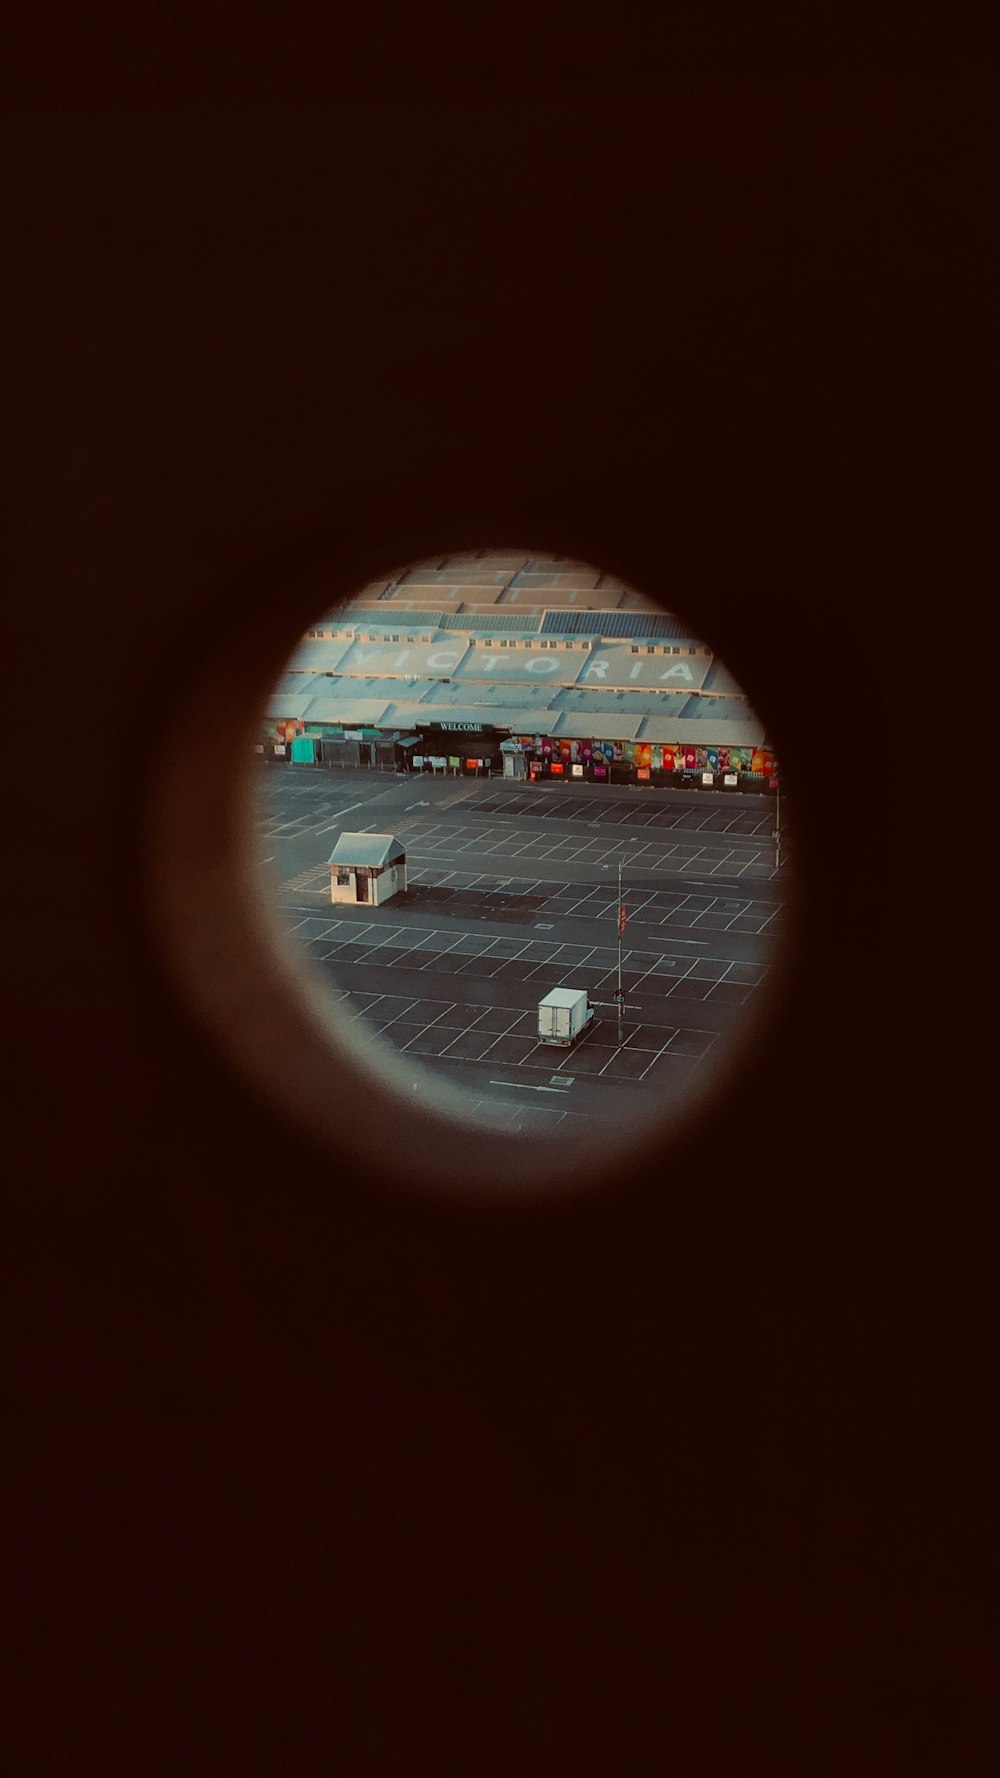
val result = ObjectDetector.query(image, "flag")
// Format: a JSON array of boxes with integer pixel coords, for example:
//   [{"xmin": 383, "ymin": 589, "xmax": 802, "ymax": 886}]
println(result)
[{"xmin": 618, "ymin": 904, "xmax": 627, "ymax": 936}]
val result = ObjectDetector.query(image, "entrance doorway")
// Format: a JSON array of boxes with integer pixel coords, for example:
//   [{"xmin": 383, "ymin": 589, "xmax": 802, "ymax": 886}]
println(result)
[{"xmin": 355, "ymin": 870, "xmax": 370, "ymax": 903}]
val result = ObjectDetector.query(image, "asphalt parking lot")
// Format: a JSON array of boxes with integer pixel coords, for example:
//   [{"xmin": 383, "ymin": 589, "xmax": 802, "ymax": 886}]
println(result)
[
  {"xmin": 258, "ymin": 767, "xmax": 786, "ymax": 1137},
  {"xmin": 463, "ymin": 785, "xmax": 776, "ymax": 835}
]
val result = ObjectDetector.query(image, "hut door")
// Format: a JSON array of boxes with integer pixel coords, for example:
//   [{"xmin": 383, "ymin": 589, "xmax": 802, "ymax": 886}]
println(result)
[{"xmin": 355, "ymin": 870, "xmax": 370, "ymax": 903}]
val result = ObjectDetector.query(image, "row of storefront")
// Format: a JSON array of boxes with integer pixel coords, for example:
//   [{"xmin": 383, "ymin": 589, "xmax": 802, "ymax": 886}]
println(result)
[{"xmin": 259, "ymin": 719, "xmax": 779, "ymax": 789}]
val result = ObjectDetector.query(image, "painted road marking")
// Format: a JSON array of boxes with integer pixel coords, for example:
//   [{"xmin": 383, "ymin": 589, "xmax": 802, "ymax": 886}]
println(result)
[
  {"xmin": 303, "ymin": 800, "xmax": 367, "ymax": 839},
  {"xmin": 489, "ymin": 1081, "xmax": 573, "ymax": 1094}
]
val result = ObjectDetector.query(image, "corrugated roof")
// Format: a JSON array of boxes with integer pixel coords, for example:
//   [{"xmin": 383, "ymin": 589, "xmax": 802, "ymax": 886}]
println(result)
[
  {"xmin": 539, "ymin": 608, "xmax": 692, "ymax": 639},
  {"xmin": 269, "ymin": 582, "xmax": 768, "ymax": 749},
  {"xmin": 328, "ymin": 833, "xmax": 406, "ymax": 868},
  {"xmin": 438, "ymin": 610, "xmax": 542, "ymax": 632},
  {"xmin": 508, "ymin": 569, "xmax": 602, "ymax": 589},
  {"xmin": 329, "ymin": 605, "xmax": 701, "ymax": 641},
  {"xmin": 401, "ymin": 569, "xmax": 514, "ymax": 587}
]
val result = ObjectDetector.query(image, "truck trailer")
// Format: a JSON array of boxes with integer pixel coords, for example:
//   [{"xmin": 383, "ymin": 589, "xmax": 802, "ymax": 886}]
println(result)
[{"xmin": 536, "ymin": 987, "xmax": 596, "ymax": 1048}]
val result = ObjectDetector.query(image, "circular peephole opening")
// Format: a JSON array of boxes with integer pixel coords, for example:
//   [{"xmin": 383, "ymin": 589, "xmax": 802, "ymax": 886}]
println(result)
[{"xmin": 231, "ymin": 546, "xmax": 790, "ymax": 1196}]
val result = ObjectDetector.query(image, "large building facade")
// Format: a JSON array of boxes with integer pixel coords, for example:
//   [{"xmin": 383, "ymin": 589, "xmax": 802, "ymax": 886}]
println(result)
[{"xmin": 260, "ymin": 553, "xmax": 778, "ymax": 791}]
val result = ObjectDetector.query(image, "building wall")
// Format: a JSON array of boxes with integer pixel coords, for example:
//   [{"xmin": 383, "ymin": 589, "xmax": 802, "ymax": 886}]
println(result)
[
  {"xmin": 329, "ymin": 860, "xmax": 407, "ymax": 906},
  {"xmin": 373, "ymin": 862, "xmax": 406, "ymax": 905}
]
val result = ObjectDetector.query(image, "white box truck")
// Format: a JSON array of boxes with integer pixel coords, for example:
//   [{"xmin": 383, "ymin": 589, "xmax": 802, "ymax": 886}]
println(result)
[{"xmin": 537, "ymin": 987, "xmax": 595, "ymax": 1048}]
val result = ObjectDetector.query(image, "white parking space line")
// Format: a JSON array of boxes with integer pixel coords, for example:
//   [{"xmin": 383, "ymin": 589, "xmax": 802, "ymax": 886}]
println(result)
[
  {"xmin": 306, "ymin": 800, "xmax": 368, "ymax": 837},
  {"xmin": 302, "ymin": 920, "xmax": 765, "ymax": 976},
  {"xmin": 489, "ymin": 1081, "xmax": 572, "ymax": 1094}
]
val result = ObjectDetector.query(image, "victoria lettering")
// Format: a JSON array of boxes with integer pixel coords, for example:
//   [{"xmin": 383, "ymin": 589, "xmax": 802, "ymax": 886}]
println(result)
[{"xmin": 338, "ymin": 643, "xmax": 697, "ymax": 684}]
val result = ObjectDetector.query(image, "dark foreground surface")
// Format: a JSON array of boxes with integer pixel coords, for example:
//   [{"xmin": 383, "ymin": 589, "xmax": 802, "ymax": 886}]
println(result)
[{"xmin": 4, "ymin": 50, "xmax": 992, "ymax": 1778}]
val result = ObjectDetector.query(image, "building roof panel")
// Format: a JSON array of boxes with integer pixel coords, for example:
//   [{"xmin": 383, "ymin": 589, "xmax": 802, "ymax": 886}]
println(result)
[
  {"xmin": 299, "ymin": 696, "xmax": 393, "ymax": 724},
  {"xmin": 419, "ymin": 680, "xmax": 557, "ymax": 708},
  {"xmin": 285, "ymin": 639, "xmax": 355, "ymax": 670},
  {"xmin": 453, "ymin": 647, "xmax": 593, "ymax": 686},
  {"xmin": 328, "ymin": 833, "xmax": 406, "ymax": 868},
  {"xmin": 700, "ymin": 659, "xmax": 749, "ymax": 694},
  {"xmin": 294, "ymin": 676, "xmax": 437, "ymax": 702},
  {"xmin": 332, "ymin": 639, "xmax": 471, "ymax": 677},
  {"xmin": 574, "ymin": 643, "xmax": 711, "ymax": 691},
  {"xmin": 264, "ymin": 694, "xmax": 314, "ymax": 719},
  {"xmin": 539, "ymin": 608, "xmax": 692, "ymax": 640},
  {"xmin": 637, "ymin": 716, "xmax": 766, "ymax": 746},
  {"xmin": 381, "ymin": 703, "xmax": 549, "ymax": 731},
  {"xmin": 552, "ymin": 687, "xmax": 692, "ymax": 716},
  {"xmin": 551, "ymin": 712, "xmax": 644, "ymax": 739}
]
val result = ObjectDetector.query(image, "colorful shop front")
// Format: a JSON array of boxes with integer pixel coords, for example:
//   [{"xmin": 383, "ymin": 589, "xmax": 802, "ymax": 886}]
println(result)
[
  {"xmin": 263, "ymin": 714, "xmax": 778, "ymax": 789},
  {"xmin": 497, "ymin": 708, "xmax": 777, "ymax": 789},
  {"xmin": 518, "ymin": 735, "xmax": 778, "ymax": 789}
]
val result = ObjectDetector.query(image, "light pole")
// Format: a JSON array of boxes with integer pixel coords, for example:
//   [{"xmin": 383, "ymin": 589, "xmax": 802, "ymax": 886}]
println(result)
[
  {"xmin": 616, "ymin": 855, "xmax": 626, "ymax": 1046},
  {"xmin": 773, "ymin": 778, "xmax": 782, "ymax": 872}
]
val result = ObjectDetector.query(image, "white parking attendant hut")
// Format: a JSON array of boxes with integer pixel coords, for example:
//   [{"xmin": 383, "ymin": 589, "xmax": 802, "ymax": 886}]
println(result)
[{"xmin": 328, "ymin": 833, "xmax": 407, "ymax": 907}]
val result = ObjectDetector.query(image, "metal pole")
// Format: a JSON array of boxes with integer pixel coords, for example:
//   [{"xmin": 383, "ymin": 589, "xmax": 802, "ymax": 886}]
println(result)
[
  {"xmin": 617, "ymin": 856, "xmax": 624, "ymax": 1046},
  {"xmin": 774, "ymin": 779, "xmax": 781, "ymax": 872}
]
